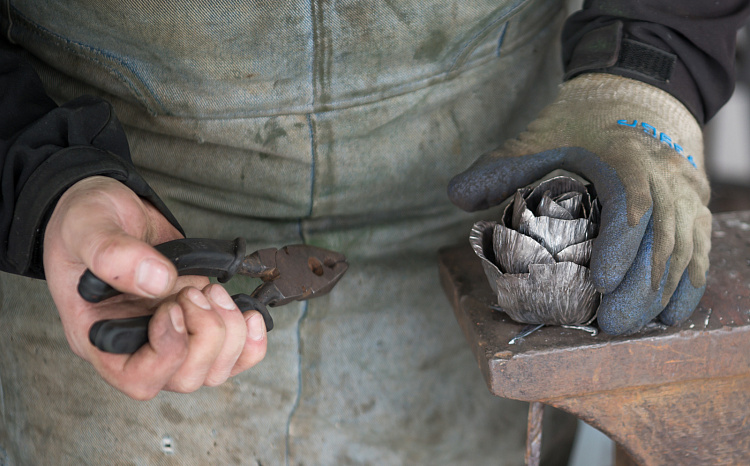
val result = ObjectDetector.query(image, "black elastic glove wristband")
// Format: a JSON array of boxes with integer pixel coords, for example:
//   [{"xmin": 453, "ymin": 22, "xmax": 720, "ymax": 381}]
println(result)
[{"xmin": 565, "ymin": 21, "xmax": 676, "ymax": 83}]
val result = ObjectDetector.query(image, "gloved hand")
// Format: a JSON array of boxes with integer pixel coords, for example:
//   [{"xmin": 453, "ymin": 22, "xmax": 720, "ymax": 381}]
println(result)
[{"xmin": 449, "ymin": 73, "xmax": 710, "ymax": 335}]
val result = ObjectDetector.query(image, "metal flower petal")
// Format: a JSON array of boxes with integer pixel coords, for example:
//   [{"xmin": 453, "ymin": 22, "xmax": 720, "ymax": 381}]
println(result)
[
  {"xmin": 494, "ymin": 263, "xmax": 599, "ymax": 325},
  {"xmin": 493, "ymin": 224, "xmax": 555, "ymax": 274},
  {"xmin": 470, "ymin": 176, "xmax": 602, "ymax": 326},
  {"xmin": 537, "ymin": 191, "xmax": 575, "ymax": 220},
  {"xmin": 516, "ymin": 215, "xmax": 591, "ymax": 256},
  {"xmin": 554, "ymin": 239, "xmax": 593, "ymax": 266}
]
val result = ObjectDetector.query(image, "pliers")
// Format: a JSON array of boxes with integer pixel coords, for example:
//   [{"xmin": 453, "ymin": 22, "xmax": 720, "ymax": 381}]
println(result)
[{"xmin": 78, "ymin": 237, "xmax": 348, "ymax": 354}]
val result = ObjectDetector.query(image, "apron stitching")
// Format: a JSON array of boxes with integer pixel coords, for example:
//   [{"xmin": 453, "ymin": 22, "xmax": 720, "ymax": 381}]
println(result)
[
  {"xmin": 306, "ymin": 0, "xmax": 322, "ymax": 222},
  {"xmin": 310, "ymin": 0, "xmax": 332, "ymax": 111},
  {"xmin": 284, "ymin": 300, "xmax": 309, "ymax": 466},
  {"xmin": 447, "ymin": 0, "xmax": 528, "ymax": 72},
  {"xmin": 0, "ymin": 372, "xmax": 5, "ymax": 422},
  {"xmin": 305, "ymin": 113, "xmax": 317, "ymax": 221},
  {"xmin": 496, "ymin": 22, "xmax": 510, "ymax": 57}
]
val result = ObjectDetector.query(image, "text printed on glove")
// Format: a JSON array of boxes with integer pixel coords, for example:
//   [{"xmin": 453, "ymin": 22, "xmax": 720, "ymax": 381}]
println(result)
[{"xmin": 617, "ymin": 119, "xmax": 697, "ymax": 169}]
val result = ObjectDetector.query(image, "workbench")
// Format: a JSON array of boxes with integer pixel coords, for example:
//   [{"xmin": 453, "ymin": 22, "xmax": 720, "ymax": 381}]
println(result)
[{"xmin": 438, "ymin": 210, "xmax": 750, "ymax": 465}]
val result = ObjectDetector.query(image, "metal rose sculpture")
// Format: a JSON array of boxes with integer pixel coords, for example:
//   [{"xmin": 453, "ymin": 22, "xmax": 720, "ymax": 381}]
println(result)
[{"xmin": 470, "ymin": 176, "xmax": 601, "ymax": 326}]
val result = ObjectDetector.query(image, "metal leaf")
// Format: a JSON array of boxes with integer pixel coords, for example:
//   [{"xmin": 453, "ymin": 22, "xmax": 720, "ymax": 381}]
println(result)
[
  {"xmin": 525, "ymin": 177, "xmax": 588, "ymax": 213},
  {"xmin": 590, "ymin": 199, "xmax": 601, "ymax": 224},
  {"xmin": 511, "ymin": 190, "xmax": 532, "ymax": 230}
]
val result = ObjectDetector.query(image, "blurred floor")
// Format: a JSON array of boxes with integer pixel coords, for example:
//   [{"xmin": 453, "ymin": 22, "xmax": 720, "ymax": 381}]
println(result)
[
  {"xmin": 707, "ymin": 82, "xmax": 750, "ymax": 213},
  {"xmin": 567, "ymin": 420, "xmax": 614, "ymax": 466}
]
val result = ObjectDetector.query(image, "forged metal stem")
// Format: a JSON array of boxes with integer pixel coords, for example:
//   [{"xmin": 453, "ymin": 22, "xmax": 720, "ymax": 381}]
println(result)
[{"xmin": 525, "ymin": 401, "xmax": 544, "ymax": 466}]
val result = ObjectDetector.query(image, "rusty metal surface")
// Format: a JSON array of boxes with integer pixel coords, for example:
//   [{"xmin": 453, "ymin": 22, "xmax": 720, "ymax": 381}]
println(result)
[
  {"xmin": 439, "ymin": 210, "xmax": 750, "ymax": 465},
  {"xmin": 439, "ymin": 210, "xmax": 750, "ymax": 401},
  {"xmin": 552, "ymin": 375, "xmax": 750, "ymax": 465}
]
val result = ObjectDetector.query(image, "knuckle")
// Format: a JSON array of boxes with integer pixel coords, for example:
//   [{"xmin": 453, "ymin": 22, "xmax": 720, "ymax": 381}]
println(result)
[
  {"xmin": 123, "ymin": 384, "xmax": 160, "ymax": 401},
  {"xmin": 131, "ymin": 389, "xmax": 159, "ymax": 402},
  {"xmin": 202, "ymin": 311, "xmax": 227, "ymax": 339},
  {"xmin": 169, "ymin": 377, "xmax": 203, "ymax": 394},
  {"xmin": 239, "ymin": 345, "xmax": 267, "ymax": 371},
  {"xmin": 89, "ymin": 235, "xmax": 126, "ymax": 275},
  {"xmin": 204, "ymin": 374, "xmax": 229, "ymax": 388}
]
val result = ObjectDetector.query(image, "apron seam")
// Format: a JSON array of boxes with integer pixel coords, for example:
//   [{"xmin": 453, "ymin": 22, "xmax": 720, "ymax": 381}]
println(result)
[
  {"xmin": 305, "ymin": 113, "xmax": 317, "ymax": 221},
  {"xmin": 447, "ymin": 0, "xmax": 526, "ymax": 72},
  {"xmin": 8, "ymin": 6, "xmax": 167, "ymax": 115},
  {"xmin": 496, "ymin": 22, "xmax": 510, "ymax": 57},
  {"xmin": 284, "ymin": 300, "xmax": 309, "ymax": 466}
]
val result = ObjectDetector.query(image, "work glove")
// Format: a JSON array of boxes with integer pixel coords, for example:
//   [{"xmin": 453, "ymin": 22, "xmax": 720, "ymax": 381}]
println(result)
[{"xmin": 449, "ymin": 73, "xmax": 710, "ymax": 335}]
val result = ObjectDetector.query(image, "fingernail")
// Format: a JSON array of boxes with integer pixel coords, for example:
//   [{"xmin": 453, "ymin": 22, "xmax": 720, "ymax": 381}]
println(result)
[
  {"xmin": 247, "ymin": 313, "xmax": 265, "ymax": 341},
  {"xmin": 137, "ymin": 259, "xmax": 170, "ymax": 297},
  {"xmin": 169, "ymin": 305, "xmax": 185, "ymax": 333},
  {"xmin": 186, "ymin": 288, "xmax": 211, "ymax": 310},
  {"xmin": 209, "ymin": 285, "xmax": 236, "ymax": 310}
]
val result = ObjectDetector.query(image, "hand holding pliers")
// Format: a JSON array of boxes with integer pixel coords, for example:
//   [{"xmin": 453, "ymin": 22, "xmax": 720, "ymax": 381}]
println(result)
[{"xmin": 78, "ymin": 238, "xmax": 348, "ymax": 354}]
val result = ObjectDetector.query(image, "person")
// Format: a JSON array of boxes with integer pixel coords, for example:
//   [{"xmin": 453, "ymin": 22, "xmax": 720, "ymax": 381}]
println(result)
[{"xmin": 0, "ymin": 0, "xmax": 748, "ymax": 463}]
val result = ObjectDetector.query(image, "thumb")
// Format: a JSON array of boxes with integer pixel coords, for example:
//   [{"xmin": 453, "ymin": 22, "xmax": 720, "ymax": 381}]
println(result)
[
  {"xmin": 78, "ymin": 228, "xmax": 177, "ymax": 298},
  {"xmin": 447, "ymin": 146, "xmax": 567, "ymax": 212},
  {"xmin": 57, "ymin": 177, "xmax": 179, "ymax": 299}
]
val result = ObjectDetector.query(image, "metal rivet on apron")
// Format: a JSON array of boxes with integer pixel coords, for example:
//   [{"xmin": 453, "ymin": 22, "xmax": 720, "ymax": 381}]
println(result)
[{"xmin": 161, "ymin": 435, "xmax": 175, "ymax": 455}]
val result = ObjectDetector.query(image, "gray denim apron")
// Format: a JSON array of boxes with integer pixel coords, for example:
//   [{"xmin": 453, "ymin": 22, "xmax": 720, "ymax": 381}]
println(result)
[{"xmin": 0, "ymin": 0, "xmax": 576, "ymax": 464}]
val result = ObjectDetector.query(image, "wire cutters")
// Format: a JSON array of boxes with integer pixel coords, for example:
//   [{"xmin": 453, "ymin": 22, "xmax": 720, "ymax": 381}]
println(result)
[{"xmin": 78, "ymin": 237, "xmax": 348, "ymax": 354}]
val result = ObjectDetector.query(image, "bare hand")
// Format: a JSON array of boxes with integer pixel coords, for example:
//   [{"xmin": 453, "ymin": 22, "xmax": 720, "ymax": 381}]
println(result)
[{"xmin": 43, "ymin": 176, "xmax": 267, "ymax": 400}]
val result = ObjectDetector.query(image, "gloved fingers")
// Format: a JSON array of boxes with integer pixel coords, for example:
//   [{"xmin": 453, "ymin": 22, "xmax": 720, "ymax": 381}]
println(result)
[
  {"xmin": 659, "ymin": 197, "xmax": 694, "ymax": 306},
  {"xmin": 562, "ymin": 148, "xmax": 652, "ymax": 294},
  {"xmin": 659, "ymin": 209, "xmax": 711, "ymax": 326},
  {"xmin": 658, "ymin": 269, "xmax": 706, "ymax": 326},
  {"xmin": 686, "ymin": 208, "xmax": 712, "ymax": 289},
  {"xmin": 447, "ymin": 146, "xmax": 566, "ymax": 212},
  {"xmin": 646, "ymin": 171, "xmax": 677, "ymax": 295},
  {"xmin": 597, "ymin": 217, "xmax": 670, "ymax": 335}
]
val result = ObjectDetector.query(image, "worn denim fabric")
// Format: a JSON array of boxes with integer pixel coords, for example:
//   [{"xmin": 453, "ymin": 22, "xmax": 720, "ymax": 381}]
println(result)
[{"xmin": 0, "ymin": 0, "xmax": 576, "ymax": 464}]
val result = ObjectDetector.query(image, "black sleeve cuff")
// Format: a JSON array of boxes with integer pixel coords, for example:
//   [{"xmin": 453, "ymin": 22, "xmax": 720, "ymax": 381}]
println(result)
[
  {"xmin": 563, "ymin": 22, "xmax": 699, "ymax": 123},
  {"xmin": 562, "ymin": 1, "xmax": 750, "ymax": 126},
  {"xmin": 8, "ymin": 147, "xmax": 183, "ymax": 279}
]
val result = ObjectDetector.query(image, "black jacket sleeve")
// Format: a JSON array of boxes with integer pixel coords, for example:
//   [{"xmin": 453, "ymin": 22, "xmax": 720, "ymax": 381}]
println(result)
[
  {"xmin": 0, "ymin": 39, "xmax": 182, "ymax": 279},
  {"xmin": 563, "ymin": 0, "xmax": 750, "ymax": 125}
]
